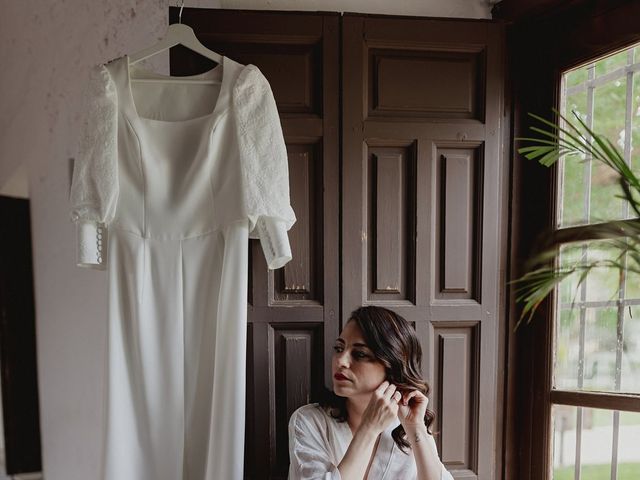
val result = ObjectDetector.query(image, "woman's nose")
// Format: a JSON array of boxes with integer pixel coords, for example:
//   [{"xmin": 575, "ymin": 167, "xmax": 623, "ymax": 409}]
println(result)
[{"xmin": 336, "ymin": 350, "xmax": 350, "ymax": 368}]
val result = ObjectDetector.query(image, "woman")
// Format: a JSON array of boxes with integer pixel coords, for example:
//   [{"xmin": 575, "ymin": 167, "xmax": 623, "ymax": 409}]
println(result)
[{"xmin": 288, "ymin": 306, "xmax": 454, "ymax": 480}]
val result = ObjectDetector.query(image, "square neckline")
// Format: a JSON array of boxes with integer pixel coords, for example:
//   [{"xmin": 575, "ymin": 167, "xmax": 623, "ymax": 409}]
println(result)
[{"xmin": 124, "ymin": 54, "xmax": 226, "ymax": 124}]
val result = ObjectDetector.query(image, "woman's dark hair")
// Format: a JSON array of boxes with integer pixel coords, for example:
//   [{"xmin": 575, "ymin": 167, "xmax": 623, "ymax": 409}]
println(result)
[{"xmin": 319, "ymin": 305, "xmax": 436, "ymax": 453}]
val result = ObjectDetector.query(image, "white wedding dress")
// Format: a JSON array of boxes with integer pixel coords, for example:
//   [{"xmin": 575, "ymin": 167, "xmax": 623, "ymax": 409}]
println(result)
[{"xmin": 69, "ymin": 54, "xmax": 296, "ymax": 480}]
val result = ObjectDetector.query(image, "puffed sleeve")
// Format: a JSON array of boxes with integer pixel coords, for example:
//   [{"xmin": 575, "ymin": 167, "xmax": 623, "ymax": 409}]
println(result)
[
  {"xmin": 69, "ymin": 63, "xmax": 119, "ymax": 270},
  {"xmin": 288, "ymin": 407, "xmax": 341, "ymax": 480},
  {"xmin": 232, "ymin": 65, "xmax": 297, "ymax": 270}
]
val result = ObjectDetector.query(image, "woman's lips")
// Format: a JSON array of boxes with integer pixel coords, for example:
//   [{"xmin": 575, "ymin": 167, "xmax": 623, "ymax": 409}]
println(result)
[{"xmin": 334, "ymin": 373, "xmax": 351, "ymax": 381}]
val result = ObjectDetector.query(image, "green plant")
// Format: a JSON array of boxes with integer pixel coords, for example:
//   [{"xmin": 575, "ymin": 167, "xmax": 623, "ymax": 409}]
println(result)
[{"xmin": 513, "ymin": 109, "xmax": 640, "ymax": 328}]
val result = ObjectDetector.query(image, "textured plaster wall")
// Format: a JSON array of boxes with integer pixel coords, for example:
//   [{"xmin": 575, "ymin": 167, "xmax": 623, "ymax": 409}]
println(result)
[
  {"xmin": 0, "ymin": 2, "xmax": 221, "ymax": 478},
  {"xmin": 0, "ymin": 1, "xmax": 493, "ymax": 478}
]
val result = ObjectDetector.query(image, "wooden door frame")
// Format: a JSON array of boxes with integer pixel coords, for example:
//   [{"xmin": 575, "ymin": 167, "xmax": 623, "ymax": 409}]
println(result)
[{"xmin": 495, "ymin": 1, "xmax": 640, "ymax": 478}]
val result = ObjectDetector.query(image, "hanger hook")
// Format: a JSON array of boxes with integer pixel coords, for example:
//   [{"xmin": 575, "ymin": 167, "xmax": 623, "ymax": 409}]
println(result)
[{"xmin": 177, "ymin": 0, "xmax": 185, "ymax": 24}]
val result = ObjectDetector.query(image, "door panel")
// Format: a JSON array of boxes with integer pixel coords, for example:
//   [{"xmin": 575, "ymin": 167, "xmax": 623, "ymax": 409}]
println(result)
[
  {"xmin": 342, "ymin": 14, "xmax": 506, "ymax": 479},
  {"xmin": 435, "ymin": 145, "xmax": 483, "ymax": 301},
  {"xmin": 367, "ymin": 48, "xmax": 486, "ymax": 120},
  {"xmin": 367, "ymin": 143, "xmax": 417, "ymax": 304}
]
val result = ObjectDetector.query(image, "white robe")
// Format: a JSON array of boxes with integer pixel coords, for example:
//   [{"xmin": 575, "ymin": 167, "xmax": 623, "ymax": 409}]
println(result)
[
  {"xmin": 288, "ymin": 403, "xmax": 454, "ymax": 480},
  {"xmin": 70, "ymin": 54, "xmax": 296, "ymax": 479}
]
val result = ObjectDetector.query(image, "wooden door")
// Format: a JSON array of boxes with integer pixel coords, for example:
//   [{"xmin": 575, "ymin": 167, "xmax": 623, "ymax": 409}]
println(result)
[
  {"xmin": 341, "ymin": 14, "xmax": 507, "ymax": 479},
  {"xmin": 171, "ymin": 7, "xmax": 341, "ymax": 479},
  {"xmin": 177, "ymin": 7, "xmax": 507, "ymax": 479}
]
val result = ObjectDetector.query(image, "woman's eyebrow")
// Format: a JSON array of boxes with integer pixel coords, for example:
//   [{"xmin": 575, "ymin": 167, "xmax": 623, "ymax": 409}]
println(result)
[{"xmin": 335, "ymin": 338, "xmax": 370, "ymax": 348}]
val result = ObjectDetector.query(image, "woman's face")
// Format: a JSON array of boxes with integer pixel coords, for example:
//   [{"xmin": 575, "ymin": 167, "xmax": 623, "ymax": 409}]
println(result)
[{"xmin": 331, "ymin": 319, "xmax": 387, "ymax": 398}]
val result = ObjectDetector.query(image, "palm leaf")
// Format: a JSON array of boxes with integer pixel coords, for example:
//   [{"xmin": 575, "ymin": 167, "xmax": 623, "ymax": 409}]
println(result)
[{"xmin": 513, "ymin": 110, "xmax": 640, "ymax": 328}]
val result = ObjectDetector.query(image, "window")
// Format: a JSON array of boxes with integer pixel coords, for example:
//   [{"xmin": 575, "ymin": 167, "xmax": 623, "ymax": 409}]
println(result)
[{"xmin": 551, "ymin": 43, "xmax": 640, "ymax": 479}]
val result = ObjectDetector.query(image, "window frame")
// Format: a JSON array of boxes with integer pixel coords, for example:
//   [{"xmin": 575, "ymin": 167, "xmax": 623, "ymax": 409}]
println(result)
[
  {"xmin": 497, "ymin": 1, "xmax": 640, "ymax": 479},
  {"xmin": 552, "ymin": 44, "xmax": 640, "ymax": 405}
]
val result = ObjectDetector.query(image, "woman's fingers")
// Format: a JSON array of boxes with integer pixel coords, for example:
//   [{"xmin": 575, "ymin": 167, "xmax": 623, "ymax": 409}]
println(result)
[
  {"xmin": 375, "ymin": 380, "xmax": 390, "ymax": 395},
  {"xmin": 363, "ymin": 380, "xmax": 401, "ymax": 433},
  {"xmin": 402, "ymin": 390, "xmax": 418, "ymax": 405},
  {"xmin": 383, "ymin": 382, "xmax": 397, "ymax": 400}
]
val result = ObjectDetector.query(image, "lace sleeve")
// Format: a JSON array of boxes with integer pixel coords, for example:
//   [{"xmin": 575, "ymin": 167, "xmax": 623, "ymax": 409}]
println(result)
[
  {"xmin": 232, "ymin": 65, "xmax": 297, "ymax": 270},
  {"xmin": 69, "ymin": 62, "xmax": 119, "ymax": 270}
]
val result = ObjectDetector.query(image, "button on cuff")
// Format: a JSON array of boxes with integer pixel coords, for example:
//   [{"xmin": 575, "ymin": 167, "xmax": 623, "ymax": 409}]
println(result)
[
  {"xmin": 257, "ymin": 217, "xmax": 292, "ymax": 270},
  {"xmin": 76, "ymin": 220, "xmax": 106, "ymax": 270}
]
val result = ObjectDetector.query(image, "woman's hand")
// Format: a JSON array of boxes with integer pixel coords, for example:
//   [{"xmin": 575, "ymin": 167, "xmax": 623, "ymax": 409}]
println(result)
[
  {"xmin": 398, "ymin": 389, "xmax": 429, "ymax": 429},
  {"xmin": 337, "ymin": 381, "xmax": 402, "ymax": 479},
  {"xmin": 359, "ymin": 380, "xmax": 403, "ymax": 436},
  {"xmin": 398, "ymin": 390, "xmax": 443, "ymax": 480}
]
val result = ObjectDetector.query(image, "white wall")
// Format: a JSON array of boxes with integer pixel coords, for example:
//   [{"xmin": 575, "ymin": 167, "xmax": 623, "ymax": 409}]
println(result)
[
  {"xmin": 221, "ymin": 0, "xmax": 494, "ymax": 16},
  {"xmin": 0, "ymin": 1, "xmax": 494, "ymax": 478}
]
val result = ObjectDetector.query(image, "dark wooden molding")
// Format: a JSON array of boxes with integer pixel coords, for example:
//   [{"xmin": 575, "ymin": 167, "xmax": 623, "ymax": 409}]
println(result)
[{"xmin": 551, "ymin": 390, "xmax": 640, "ymax": 412}]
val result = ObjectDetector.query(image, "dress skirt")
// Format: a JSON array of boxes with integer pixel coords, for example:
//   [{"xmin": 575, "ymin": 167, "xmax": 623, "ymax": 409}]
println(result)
[{"xmin": 103, "ymin": 221, "xmax": 249, "ymax": 479}]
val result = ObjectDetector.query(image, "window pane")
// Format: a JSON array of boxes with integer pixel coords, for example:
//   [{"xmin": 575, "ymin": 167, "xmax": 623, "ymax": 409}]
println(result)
[
  {"xmin": 558, "ymin": 243, "xmax": 583, "ymax": 305},
  {"xmin": 566, "ymin": 68, "xmax": 588, "ymax": 89},
  {"xmin": 559, "ymin": 42, "xmax": 640, "ymax": 227},
  {"xmin": 617, "ymin": 411, "xmax": 640, "ymax": 477},
  {"xmin": 560, "ymin": 90, "xmax": 588, "ymax": 226},
  {"xmin": 553, "ymin": 405, "xmax": 577, "ymax": 479},
  {"xmin": 583, "ymin": 243, "xmax": 621, "ymax": 303},
  {"xmin": 554, "ymin": 244, "xmax": 588, "ymax": 390},
  {"xmin": 554, "ymin": 306, "xmax": 619, "ymax": 391},
  {"xmin": 555, "ymin": 244, "xmax": 582, "ymax": 390},
  {"xmin": 590, "ymin": 77, "xmax": 627, "ymax": 222},
  {"xmin": 621, "ymin": 306, "xmax": 640, "ymax": 393},
  {"xmin": 580, "ymin": 408, "xmax": 614, "ymax": 478},
  {"xmin": 556, "ymin": 241, "xmax": 621, "ymax": 305},
  {"xmin": 555, "ymin": 308, "xmax": 579, "ymax": 390},
  {"xmin": 582, "ymin": 307, "xmax": 618, "ymax": 391},
  {"xmin": 632, "ymin": 65, "xmax": 640, "ymax": 206},
  {"xmin": 554, "ymin": 241, "xmax": 640, "ymax": 393},
  {"xmin": 625, "ymin": 261, "xmax": 640, "ymax": 300},
  {"xmin": 594, "ymin": 48, "xmax": 629, "ymax": 77},
  {"xmin": 552, "ymin": 406, "xmax": 640, "ymax": 480}
]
